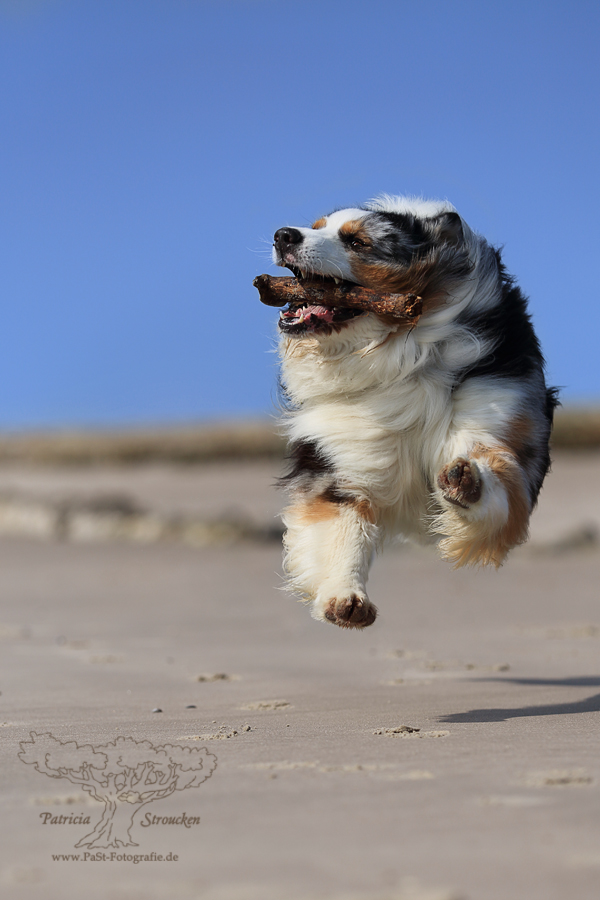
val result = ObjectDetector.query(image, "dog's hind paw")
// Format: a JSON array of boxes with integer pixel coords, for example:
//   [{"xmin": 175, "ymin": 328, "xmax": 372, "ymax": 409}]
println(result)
[
  {"xmin": 438, "ymin": 457, "xmax": 482, "ymax": 509},
  {"xmin": 315, "ymin": 594, "xmax": 377, "ymax": 629}
]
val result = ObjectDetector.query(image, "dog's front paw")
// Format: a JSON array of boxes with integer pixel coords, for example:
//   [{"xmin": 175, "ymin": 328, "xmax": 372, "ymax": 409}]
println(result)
[
  {"xmin": 438, "ymin": 457, "xmax": 482, "ymax": 509},
  {"xmin": 315, "ymin": 594, "xmax": 377, "ymax": 629}
]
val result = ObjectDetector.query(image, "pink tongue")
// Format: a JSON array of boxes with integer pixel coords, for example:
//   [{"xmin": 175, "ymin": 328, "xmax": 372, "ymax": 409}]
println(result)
[{"xmin": 302, "ymin": 305, "xmax": 334, "ymax": 323}]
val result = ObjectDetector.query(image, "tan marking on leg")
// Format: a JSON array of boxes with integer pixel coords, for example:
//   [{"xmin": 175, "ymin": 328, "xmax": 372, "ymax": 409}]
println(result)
[
  {"xmin": 295, "ymin": 496, "xmax": 341, "ymax": 525},
  {"xmin": 471, "ymin": 445, "xmax": 530, "ymax": 550},
  {"xmin": 354, "ymin": 498, "xmax": 376, "ymax": 524},
  {"xmin": 439, "ymin": 444, "xmax": 531, "ymax": 569},
  {"xmin": 294, "ymin": 494, "xmax": 376, "ymax": 526}
]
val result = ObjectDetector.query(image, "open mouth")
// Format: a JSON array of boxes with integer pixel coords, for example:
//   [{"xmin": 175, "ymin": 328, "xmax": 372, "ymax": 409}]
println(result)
[{"xmin": 278, "ymin": 265, "xmax": 365, "ymax": 336}]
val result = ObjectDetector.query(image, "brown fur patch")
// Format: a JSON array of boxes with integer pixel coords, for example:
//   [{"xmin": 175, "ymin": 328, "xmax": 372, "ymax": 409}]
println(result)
[
  {"xmin": 292, "ymin": 493, "xmax": 376, "ymax": 527},
  {"xmin": 351, "ymin": 243, "xmax": 472, "ymax": 313},
  {"xmin": 338, "ymin": 220, "xmax": 371, "ymax": 243},
  {"xmin": 355, "ymin": 498, "xmax": 376, "ymax": 523},
  {"xmin": 472, "ymin": 445, "xmax": 530, "ymax": 542},
  {"xmin": 504, "ymin": 414, "xmax": 533, "ymax": 449},
  {"xmin": 312, "ymin": 217, "xmax": 327, "ymax": 230},
  {"xmin": 295, "ymin": 496, "xmax": 341, "ymax": 525},
  {"xmin": 501, "ymin": 413, "xmax": 541, "ymax": 472}
]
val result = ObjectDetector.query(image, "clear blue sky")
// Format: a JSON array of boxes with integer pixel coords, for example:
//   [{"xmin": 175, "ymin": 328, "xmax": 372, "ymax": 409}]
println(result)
[{"xmin": 0, "ymin": 0, "xmax": 598, "ymax": 428}]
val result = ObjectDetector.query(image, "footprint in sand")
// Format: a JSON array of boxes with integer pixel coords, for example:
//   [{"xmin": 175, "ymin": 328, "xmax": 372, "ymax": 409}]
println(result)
[
  {"xmin": 242, "ymin": 699, "xmax": 291, "ymax": 710},
  {"xmin": 523, "ymin": 769, "xmax": 594, "ymax": 788},
  {"xmin": 373, "ymin": 725, "xmax": 449, "ymax": 738},
  {"xmin": 196, "ymin": 673, "xmax": 238, "ymax": 682}
]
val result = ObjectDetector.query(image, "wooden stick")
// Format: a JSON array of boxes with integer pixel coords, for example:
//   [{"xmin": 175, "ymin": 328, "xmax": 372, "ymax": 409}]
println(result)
[{"xmin": 253, "ymin": 274, "xmax": 422, "ymax": 323}]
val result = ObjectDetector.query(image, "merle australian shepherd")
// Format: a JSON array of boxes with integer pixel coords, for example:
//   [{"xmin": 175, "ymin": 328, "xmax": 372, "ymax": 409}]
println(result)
[{"xmin": 271, "ymin": 195, "xmax": 557, "ymax": 629}]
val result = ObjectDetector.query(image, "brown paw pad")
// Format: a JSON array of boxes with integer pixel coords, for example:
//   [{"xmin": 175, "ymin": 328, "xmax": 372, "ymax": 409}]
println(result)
[
  {"xmin": 324, "ymin": 595, "xmax": 377, "ymax": 629},
  {"xmin": 437, "ymin": 458, "xmax": 482, "ymax": 508}
]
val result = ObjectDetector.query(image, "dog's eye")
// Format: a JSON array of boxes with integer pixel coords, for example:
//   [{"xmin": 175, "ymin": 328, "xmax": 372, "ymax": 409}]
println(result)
[{"xmin": 340, "ymin": 233, "xmax": 370, "ymax": 250}]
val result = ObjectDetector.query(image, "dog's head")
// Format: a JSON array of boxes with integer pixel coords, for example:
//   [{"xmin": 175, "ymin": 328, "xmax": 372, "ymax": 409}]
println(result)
[{"xmin": 272, "ymin": 197, "xmax": 473, "ymax": 337}]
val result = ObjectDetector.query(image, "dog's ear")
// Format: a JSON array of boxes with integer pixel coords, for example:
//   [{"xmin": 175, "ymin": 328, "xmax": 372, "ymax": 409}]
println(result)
[{"xmin": 428, "ymin": 211, "xmax": 464, "ymax": 247}]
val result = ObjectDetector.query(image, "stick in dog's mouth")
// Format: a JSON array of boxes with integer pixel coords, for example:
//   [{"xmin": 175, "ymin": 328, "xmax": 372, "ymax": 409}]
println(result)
[{"xmin": 253, "ymin": 273, "xmax": 423, "ymax": 336}]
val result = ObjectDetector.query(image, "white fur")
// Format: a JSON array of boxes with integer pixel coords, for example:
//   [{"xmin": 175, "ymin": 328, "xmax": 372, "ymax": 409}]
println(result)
[
  {"xmin": 276, "ymin": 210, "xmax": 368, "ymax": 282},
  {"xmin": 365, "ymin": 194, "xmax": 456, "ymax": 218},
  {"xmin": 282, "ymin": 503, "xmax": 378, "ymax": 623},
  {"xmin": 274, "ymin": 196, "xmax": 550, "ymax": 626}
]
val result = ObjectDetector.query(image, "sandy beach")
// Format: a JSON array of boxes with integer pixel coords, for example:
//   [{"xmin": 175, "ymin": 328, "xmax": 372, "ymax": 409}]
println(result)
[{"xmin": 1, "ymin": 448, "xmax": 599, "ymax": 900}]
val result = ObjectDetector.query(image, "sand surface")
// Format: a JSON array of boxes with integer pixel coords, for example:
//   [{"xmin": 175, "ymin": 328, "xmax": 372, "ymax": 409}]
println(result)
[{"xmin": 1, "ymin": 452, "xmax": 600, "ymax": 900}]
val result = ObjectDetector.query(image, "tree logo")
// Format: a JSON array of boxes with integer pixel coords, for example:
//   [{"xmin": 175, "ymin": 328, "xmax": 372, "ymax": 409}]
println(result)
[{"xmin": 19, "ymin": 732, "xmax": 217, "ymax": 849}]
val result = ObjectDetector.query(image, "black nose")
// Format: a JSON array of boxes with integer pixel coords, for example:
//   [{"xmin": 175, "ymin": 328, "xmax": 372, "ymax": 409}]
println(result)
[{"xmin": 273, "ymin": 227, "xmax": 304, "ymax": 248}]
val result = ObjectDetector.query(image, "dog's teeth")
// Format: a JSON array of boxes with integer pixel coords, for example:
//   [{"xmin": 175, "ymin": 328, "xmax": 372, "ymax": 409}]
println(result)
[{"xmin": 334, "ymin": 278, "xmax": 340, "ymax": 284}]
